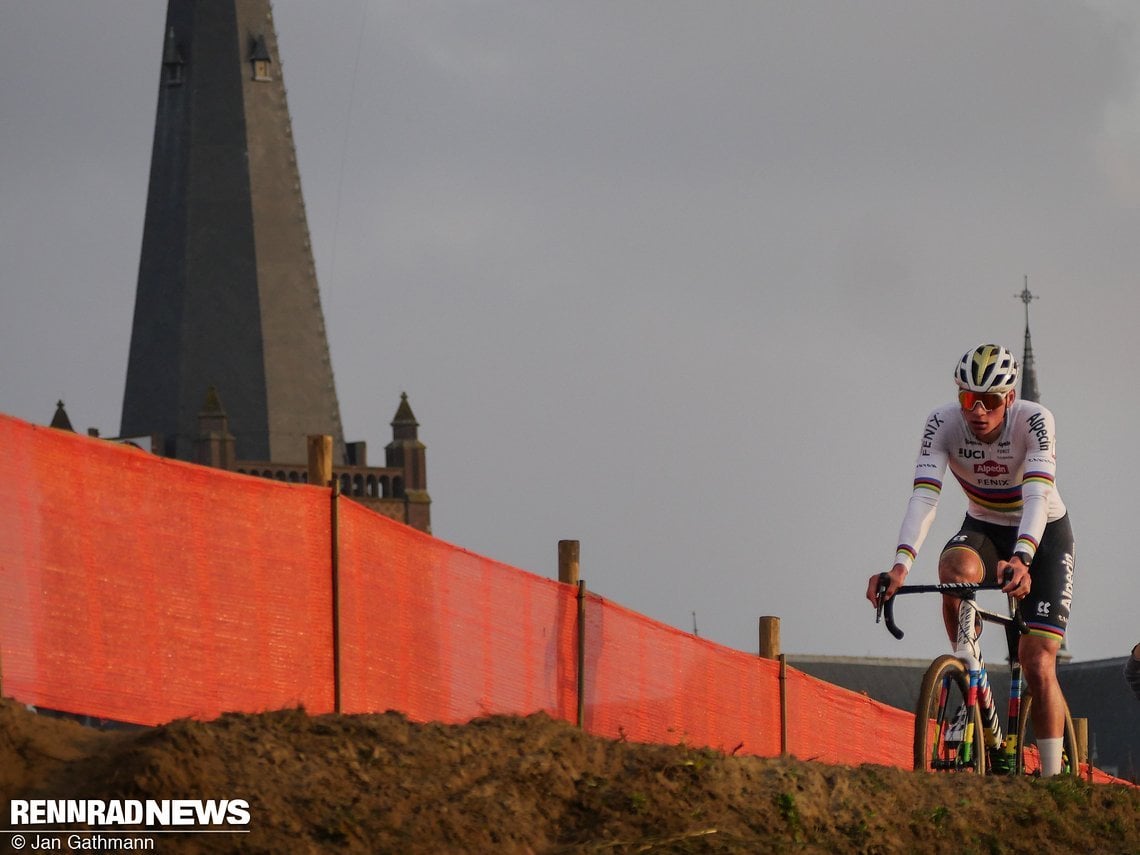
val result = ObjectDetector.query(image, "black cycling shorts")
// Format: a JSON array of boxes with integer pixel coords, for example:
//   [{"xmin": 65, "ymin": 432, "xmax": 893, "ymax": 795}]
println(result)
[{"xmin": 940, "ymin": 513, "xmax": 1075, "ymax": 642}]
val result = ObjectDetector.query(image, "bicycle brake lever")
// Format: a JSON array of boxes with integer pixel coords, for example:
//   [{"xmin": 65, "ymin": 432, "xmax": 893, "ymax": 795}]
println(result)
[{"xmin": 874, "ymin": 573, "xmax": 888, "ymax": 623}]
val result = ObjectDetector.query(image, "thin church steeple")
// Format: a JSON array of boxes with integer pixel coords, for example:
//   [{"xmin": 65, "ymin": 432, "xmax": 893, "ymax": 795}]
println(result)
[
  {"xmin": 1016, "ymin": 277, "xmax": 1040, "ymax": 403},
  {"xmin": 1015, "ymin": 278, "xmax": 1068, "ymax": 659}
]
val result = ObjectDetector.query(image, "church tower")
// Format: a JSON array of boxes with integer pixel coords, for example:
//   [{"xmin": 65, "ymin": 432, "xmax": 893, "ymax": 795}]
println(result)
[
  {"xmin": 121, "ymin": 0, "xmax": 344, "ymax": 464},
  {"xmin": 116, "ymin": 1, "xmax": 430, "ymax": 532}
]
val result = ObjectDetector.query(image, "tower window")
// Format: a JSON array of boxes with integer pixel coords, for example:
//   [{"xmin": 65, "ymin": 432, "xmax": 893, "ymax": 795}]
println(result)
[
  {"xmin": 163, "ymin": 27, "xmax": 185, "ymax": 86},
  {"xmin": 250, "ymin": 34, "xmax": 272, "ymax": 81}
]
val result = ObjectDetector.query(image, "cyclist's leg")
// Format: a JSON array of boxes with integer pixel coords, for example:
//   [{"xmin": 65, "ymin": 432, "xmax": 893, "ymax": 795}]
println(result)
[
  {"xmin": 1017, "ymin": 691, "xmax": 1079, "ymax": 777},
  {"xmin": 1020, "ymin": 634, "xmax": 1063, "ymax": 739},
  {"xmin": 938, "ymin": 550, "xmax": 982, "ymax": 646},
  {"xmin": 1021, "ymin": 634, "xmax": 1067, "ymax": 776},
  {"xmin": 937, "ymin": 517, "xmax": 1002, "ymax": 646},
  {"xmin": 1019, "ymin": 515, "xmax": 1075, "ymax": 776}
]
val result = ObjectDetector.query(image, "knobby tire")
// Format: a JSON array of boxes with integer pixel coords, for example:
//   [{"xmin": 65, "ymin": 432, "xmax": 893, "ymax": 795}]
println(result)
[{"xmin": 914, "ymin": 654, "xmax": 985, "ymax": 774}]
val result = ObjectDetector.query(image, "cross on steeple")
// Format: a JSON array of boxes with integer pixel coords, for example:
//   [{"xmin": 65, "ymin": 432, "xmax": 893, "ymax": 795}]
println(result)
[{"xmin": 1016, "ymin": 277, "xmax": 1037, "ymax": 316}]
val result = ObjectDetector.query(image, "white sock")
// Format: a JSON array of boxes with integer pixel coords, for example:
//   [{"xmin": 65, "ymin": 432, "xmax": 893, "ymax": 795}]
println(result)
[{"xmin": 1037, "ymin": 737, "xmax": 1064, "ymax": 777}]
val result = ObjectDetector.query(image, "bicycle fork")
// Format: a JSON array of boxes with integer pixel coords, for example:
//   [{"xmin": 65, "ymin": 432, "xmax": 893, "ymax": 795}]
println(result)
[{"xmin": 952, "ymin": 597, "xmax": 1011, "ymax": 763}]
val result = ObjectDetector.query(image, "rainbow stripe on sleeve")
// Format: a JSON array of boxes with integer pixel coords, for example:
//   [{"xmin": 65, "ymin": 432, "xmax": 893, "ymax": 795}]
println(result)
[
  {"xmin": 913, "ymin": 477, "xmax": 942, "ymax": 495},
  {"xmin": 1014, "ymin": 535, "xmax": 1039, "ymax": 555},
  {"xmin": 1022, "ymin": 470, "xmax": 1055, "ymax": 489}
]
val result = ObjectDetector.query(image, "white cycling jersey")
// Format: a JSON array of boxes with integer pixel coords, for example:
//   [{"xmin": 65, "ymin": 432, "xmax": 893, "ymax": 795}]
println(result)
[{"xmin": 893, "ymin": 398, "xmax": 1066, "ymax": 572}]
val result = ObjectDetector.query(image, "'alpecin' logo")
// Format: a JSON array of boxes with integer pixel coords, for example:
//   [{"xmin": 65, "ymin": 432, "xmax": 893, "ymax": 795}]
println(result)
[{"xmin": 973, "ymin": 460, "xmax": 1009, "ymax": 477}]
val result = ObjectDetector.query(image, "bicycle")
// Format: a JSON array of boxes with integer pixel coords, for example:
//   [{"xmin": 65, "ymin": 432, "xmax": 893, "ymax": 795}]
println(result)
[{"xmin": 874, "ymin": 573, "xmax": 1079, "ymax": 776}]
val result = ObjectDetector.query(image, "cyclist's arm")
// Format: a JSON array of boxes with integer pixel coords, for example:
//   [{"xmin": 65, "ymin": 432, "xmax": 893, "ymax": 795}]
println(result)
[
  {"xmin": 892, "ymin": 409, "xmax": 951, "ymax": 574},
  {"xmin": 869, "ymin": 410, "xmax": 949, "ymax": 605},
  {"xmin": 893, "ymin": 482, "xmax": 941, "ymax": 573},
  {"xmin": 1011, "ymin": 404, "xmax": 1060, "ymax": 563}
]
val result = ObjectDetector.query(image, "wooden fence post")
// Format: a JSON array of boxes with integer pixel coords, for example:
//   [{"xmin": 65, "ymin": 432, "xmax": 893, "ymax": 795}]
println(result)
[
  {"xmin": 1075, "ymin": 717, "xmax": 1090, "ymax": 780},
  {"xmin": 779, "ymin": 654, "xmax": 788, "ymax": 757},
  {"xmin": 577, "ymin": 579, "xmax": 586, "ymax": 729},
  {"xmin": 759, "ymin": 616, "xmax": 780, "ymax": 659},
  {"xmin": 759, "ymin": 616, "xmax": 786, "ymax": 756},
  {"xmin": 557, "ymin": 540, "xmax": 585, "ymax": 728},
  {"xmin": 558, "ymin": 540, "xmax": 580, "ymax": 585},
  {"xmin": 308, "ymin": 433, "xmax": 333, "ymax": 488},
  {"xmin": 330, "ymin": 479, "xmax": 342, "ymax": 714}
]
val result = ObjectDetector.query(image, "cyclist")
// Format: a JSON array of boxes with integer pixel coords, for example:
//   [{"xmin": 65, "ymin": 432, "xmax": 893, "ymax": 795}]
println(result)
[
  {"xmin": 1126, "ymin": 644, "xmax": 1140, "ymax": 701},
  {"xmin": 866, "ymin": 344, "xmax": 1076, "ymax": 776}
]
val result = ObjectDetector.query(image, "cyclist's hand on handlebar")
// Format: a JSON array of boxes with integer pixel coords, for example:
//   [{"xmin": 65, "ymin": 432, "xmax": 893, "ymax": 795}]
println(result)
[
  {"xmin": 866, "ymin": 564, "xmax": 908, "ymax": 607},
  {"xmin": 997, "ymin": 555, "xmax": 1031, "ymax": 599}
]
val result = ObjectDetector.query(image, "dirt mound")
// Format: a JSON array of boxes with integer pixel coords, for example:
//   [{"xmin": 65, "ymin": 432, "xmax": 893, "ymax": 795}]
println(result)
[{"xmin": 2, "ymin": 698, "xmax": 1138, "ymax": 853}]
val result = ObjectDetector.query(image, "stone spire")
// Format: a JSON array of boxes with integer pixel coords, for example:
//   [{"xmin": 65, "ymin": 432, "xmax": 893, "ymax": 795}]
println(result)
[
  {"xmin": 120, "ymin": 0, "xmax": 345, "ymax": 465},
  {"xmin": 1016, "ymin": 277, "xmax": 1040, "ymax": 403},
  {"xmin": 386, "ymin": 393, "xmax": 431, "ymax": 534},
  {"xmin": 49, "ymin": 400, "xmax": 74, "ymax": 432}
]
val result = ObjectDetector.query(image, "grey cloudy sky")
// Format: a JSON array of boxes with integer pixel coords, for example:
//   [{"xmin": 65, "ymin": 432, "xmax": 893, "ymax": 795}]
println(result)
[{"xmin": 2, "ymin": 1, "xmax": 1138, "ymax": 663}]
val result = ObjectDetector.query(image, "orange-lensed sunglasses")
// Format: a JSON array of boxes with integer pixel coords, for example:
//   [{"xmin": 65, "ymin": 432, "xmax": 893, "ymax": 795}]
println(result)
[{"xmin": 958, "ymin": 390, "xmax": 1007, "ymax": 412}]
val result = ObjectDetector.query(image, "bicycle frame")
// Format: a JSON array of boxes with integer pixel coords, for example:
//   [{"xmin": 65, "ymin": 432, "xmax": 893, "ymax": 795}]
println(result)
[{"xmin": 875, "ymin": 575, "xmax": 1032, "ymax": 773}]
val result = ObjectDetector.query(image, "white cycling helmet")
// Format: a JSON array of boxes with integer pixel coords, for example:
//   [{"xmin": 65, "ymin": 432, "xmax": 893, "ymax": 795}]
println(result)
[{"xmin": 954, "ymin": 344, "xmax": 1019, "ymax": 393}]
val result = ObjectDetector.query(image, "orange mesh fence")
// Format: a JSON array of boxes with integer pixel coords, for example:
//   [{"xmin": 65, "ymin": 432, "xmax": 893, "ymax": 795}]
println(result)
[
  {"xmin": 3, "ymin": 413, "xmax": 1126, "ymax": 784},
  {"xmin": 335, "ymin": 498, "xmax": 578, "ymax": 722},
  {"xmin": 784, "ymin": 666, "xmax": 914, "ymax": 767},
  {"xmin": 0, "ymin": 416, "xmax": 334, "ymax": 725},
  {"xmin": 581, "ymin": 593, "xmax": 783, "ymax": 757}
]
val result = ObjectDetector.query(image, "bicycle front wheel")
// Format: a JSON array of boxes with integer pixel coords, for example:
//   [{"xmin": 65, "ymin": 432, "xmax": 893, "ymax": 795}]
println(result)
[
  {"xmin": 1015, "ymin": 694, "xmax": 1080, "ymax": 777},
  {"xmin": 914, "ymin": 654, "xmax": 985, "ymax": 774}
]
